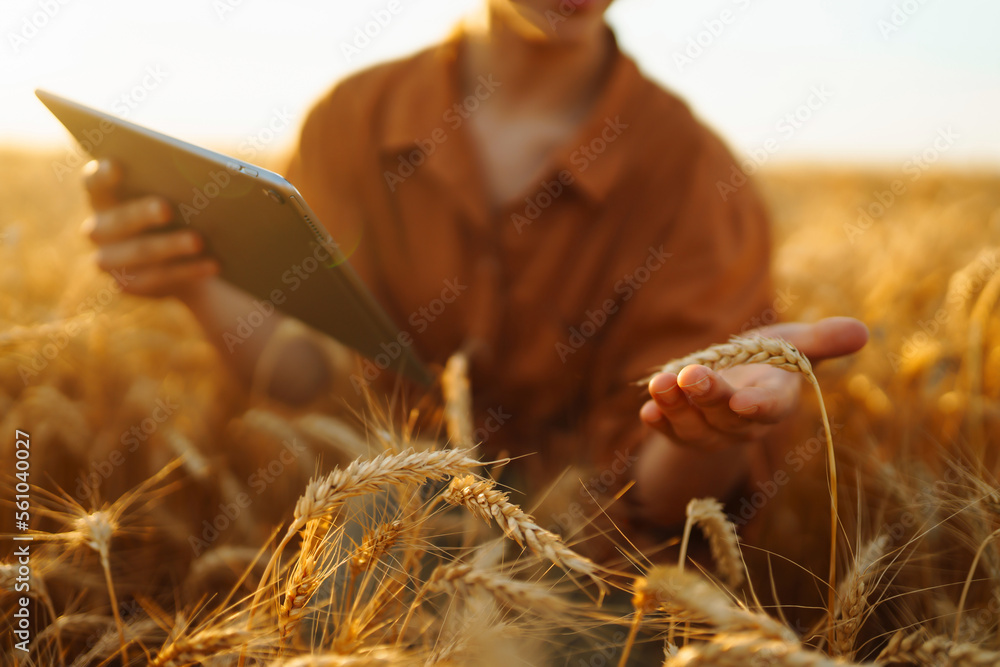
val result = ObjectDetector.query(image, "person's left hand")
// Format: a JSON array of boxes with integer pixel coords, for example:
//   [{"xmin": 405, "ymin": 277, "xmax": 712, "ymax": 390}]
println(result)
[{"xmin": 640, "ymin": 317, "xmax": 868, "ymax": 450}]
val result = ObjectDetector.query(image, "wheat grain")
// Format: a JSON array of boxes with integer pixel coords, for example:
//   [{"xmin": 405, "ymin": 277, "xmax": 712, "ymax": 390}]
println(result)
[
  {"xmin": 442, "ymin": 474, "xmax": 601, "ymax": 583},
  {"xmin": 682, "ymin": 498, "xmax": 744, "ymax": 589},
  {"xmin": 428, "ymin": 564, "xmax": 571, "ymax": 616}
]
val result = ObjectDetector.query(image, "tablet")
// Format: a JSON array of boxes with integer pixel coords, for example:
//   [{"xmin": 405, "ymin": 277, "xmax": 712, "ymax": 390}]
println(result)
[{"xmin": 36, "ymin": 89, "xmax": 433, "ymax": 386}]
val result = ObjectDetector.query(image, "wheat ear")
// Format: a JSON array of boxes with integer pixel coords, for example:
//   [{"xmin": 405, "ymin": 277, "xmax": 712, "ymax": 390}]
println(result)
[
  {"xmin": 279, "ymin": 519, "xmax": 326, "ymax": 646},
  {"xmin": 351, "ymin": 520, "xmax": 404, "ymax": 576},
  {"xmin": 635, "ymin": 566, "xmax": 796, "ymax": 642},
  {"xmin": 244, "ymin": 448, "xmax": 480, "ymax": 664},
  {"xmin": 442, "ymin": 474, "xmax": 601, "ymax": 585},
  {"xmin": 428, "ymin": 563, "xmax": 571, "ymax": 616},
  {"xmin": 663, "ymin": 633, "xmax": 855, "ymax": 667},
  {"xmin": 269, "ymin": 649, "xmax": 415, "ymax": 666},
  {"xmin": 832, "ymin": 536, "xmax": 888, "ymax": 659},
  {"xmin": 679, "ymin": 498, "xmax": 744, "ymax": 589},
  {"xmin": 877, "ymin": 631, "xmax": 1000, "ymax": 666},
  {"xmin": 150, "ymin": 628, "xmax": 254, "ymax": 666},
  {"xmin": 645, "ymin": 336, "xmax": 839, "ymax": 631}
]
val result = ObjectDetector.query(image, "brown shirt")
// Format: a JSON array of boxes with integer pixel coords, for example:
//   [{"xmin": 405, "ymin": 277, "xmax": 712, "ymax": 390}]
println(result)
[{"xmin": 285, "ymin": 30, "xmax": 774, "ymax": 542}]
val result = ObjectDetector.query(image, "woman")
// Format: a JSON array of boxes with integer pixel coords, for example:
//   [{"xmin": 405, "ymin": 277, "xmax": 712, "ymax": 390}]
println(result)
[{"xmin": 82, "ymin": 0, "xmax": 867, "ymax": 556}]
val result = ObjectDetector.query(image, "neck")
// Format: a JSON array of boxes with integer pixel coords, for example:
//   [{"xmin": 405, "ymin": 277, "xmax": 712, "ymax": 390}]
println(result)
[{"xmin": 460, "ymin": 3, "xmax": 614, "ymax": 117}]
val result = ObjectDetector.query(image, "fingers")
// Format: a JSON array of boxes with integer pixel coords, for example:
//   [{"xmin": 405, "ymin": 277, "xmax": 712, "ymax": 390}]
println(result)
[
  {"xmin": 94, "ymin": 229, "xmax": 205, "ymax": 272},
  {"xmin": 82, "ymin": 159, "xmax": 123, "ymax": 211},
  {"xmin": 675, "ymin": 365, "xmax": 758, "ymax": 433},
  {"xmin": 643, "ymin": 363, "xmax": 800, "ymax": 448},
  {"xmin": 93, "ymin": 228, "xmax": 219, "ymax": 297},
  {"xmin": 645, "ymin": 368, "xmax": 750, "ymax": 447},
  {"xmin": 120, "ymin": 259, "xmax": 220, "ymax": 297},
  {"xmin": 80, "ymin": 158, "xmax": 220, "ymax": 298},
  {"xmin": 83, "ymin": 196, "xmax": 174, "ymax": 244}
]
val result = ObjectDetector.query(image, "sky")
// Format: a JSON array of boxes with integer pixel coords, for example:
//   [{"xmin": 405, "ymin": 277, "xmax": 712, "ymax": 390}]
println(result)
[{"xmin": 1, "ymin": 0, "xmax": 998, "ymax": 168}]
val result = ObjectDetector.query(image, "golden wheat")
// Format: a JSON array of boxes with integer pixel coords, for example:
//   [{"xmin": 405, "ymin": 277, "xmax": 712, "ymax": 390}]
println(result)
[
  {"xmin": 442, "ymin": 351, "xmax": 476, "ymax": 454},
  {"xmin": 294, "ymin": 449, "xmax": 480, "ymax": 527},
  {"xmin": 680, "ymin": 497, "xmax": 744, "ymax": 589},
  {"xmin": 877, "ymin": 631, "xmax": 1000, "ymax": 666},
  {"xmin": 832, "ymin": 536, "xmax": 889, "ymax": 658},
  {"xmin": 280, "ymin": 519, "xmax": 327, "ymax": 644},
  {"xmin": 7, "ymin": 149, "xmax": 1000, "ymax": 665},
  {"xmin": 350, "ymin": 520, "xmax": 404, "ymax": 576},
  {"xmin": 427, "ymin": 563, "xmax": 571, "ymax": 616},
  {"xmin": 442, "ymin": 474, "xmax": 601, "ymax": 583},
  {"xmin": 663, "ymin": 633, "xmax": 857, "ymax": 666},
  {"xmin": 268, "ymin": 649, "xmax": 419, "ymax": 666},
  {"xmin": 635, "ymin": 565, "xmax": 796, "ymax": 642},
  {"xmin": 150, "ymin": 627, "xmax": 256, "ymax": 666}
]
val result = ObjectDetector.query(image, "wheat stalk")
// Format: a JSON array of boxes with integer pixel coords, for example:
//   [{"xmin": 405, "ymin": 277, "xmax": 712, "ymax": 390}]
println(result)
[
  {"xmin": 151, "ymin": 628, "xmax": 254, "ymax": 666},
  {"xmin": 427, "ymin": 563, "xmax": 571, "ymax": 616},
  {"xmin": 877, "ymin": 631, "xmax": 1000, "ymax": 666},
  {"xmin": 680, "ymin": 498, "xmax": 744, "ymax": 589},
  {"xmin": 74, "ymin": 510, "xmax": 127, "ymax": 665},
  {"xmin": 645, "ymin": 335, "xmax": 840, "ymax": 631},
  {"xmin": 442, "ymin": 351, "xmax": 476, "ymax": 455},
  {"xmin": 442, "ymin": 474, "xmax": 601, "ymax": 584}
]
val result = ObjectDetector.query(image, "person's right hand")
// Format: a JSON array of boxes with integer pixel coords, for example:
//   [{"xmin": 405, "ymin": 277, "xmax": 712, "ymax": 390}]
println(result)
[{"xmin": 82, "ymin": 159, "xmax": 220, "ymax": 298}]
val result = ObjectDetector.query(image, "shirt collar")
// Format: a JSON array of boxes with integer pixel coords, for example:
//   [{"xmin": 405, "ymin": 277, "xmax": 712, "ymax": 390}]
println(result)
[{"xmin": 377, "ymin": 27, "xmax": 645, "ymax": 207}]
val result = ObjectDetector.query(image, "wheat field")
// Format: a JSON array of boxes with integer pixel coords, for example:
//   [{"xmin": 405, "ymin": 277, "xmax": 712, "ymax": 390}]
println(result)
[{"xmin": 2, "ymin": 147, "xmax": 1000, "ymax": 665}]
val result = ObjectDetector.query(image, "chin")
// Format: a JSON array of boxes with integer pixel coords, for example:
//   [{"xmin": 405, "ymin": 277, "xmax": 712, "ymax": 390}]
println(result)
[{"xmin": 502, "ymin": 0, "xmax": 611, "ymax": 43}]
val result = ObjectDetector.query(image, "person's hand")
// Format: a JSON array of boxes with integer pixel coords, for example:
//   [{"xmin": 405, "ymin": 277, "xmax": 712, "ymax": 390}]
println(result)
[
  {"xmin": 640, "ymin": 317, "xmax": 868, "ymax": 449},
  {"xmin": 81, "ymin": 159, "xmax": 219, "ymax": 297}
]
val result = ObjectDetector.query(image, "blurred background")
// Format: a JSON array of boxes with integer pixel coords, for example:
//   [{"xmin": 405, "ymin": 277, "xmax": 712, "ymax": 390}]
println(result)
[{"xmin": 2, "ymin": 0, "xmax": 998, "ymax": 167}]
